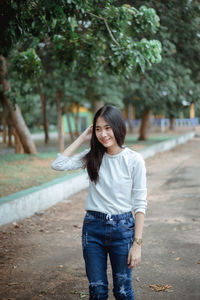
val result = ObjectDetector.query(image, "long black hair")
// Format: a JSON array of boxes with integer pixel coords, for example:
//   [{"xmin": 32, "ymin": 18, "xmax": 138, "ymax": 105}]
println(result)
[{"xmin": 83, "ymin": 105, "xmax": 126, "ymax": 183}]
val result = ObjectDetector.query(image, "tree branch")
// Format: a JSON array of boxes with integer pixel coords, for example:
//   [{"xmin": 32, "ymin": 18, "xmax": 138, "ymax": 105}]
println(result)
[{"xmin": 86, "ymin": 11, "xmax": 121, "ymax": 47}]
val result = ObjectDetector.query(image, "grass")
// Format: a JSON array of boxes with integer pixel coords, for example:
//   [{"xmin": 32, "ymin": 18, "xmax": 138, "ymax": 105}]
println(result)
[{"xmin": 0, "ymin": 133, "xmax": 180, "ymax": 199}]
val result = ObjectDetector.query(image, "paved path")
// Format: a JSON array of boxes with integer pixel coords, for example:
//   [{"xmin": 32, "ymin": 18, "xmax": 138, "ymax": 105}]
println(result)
[
  {"xmin": 0, "ymin": 136, "xmax": 200, "ymax": 300},
  {"xmin": 135, "ymin": 135, "xmax": 200, "ymax": 300}
]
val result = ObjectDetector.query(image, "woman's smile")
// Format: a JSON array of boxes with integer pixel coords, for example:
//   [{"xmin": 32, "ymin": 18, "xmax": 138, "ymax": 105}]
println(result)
[{"xmin": 101, "ymin": 137, "xmax": 111, "ymax": 144}]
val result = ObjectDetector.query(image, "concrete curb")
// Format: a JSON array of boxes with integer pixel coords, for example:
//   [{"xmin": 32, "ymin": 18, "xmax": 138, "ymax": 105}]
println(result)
[
  {"xmin": 139, "ymin": 131, "xmax": 195, "ymax": 159},
  {"xmin": 0, "ymin": 131, "xmax": 195, "ymax": 227},
  {"xmin": 0, "ymin": 172, "xmax": 88, "ymax": 227}
]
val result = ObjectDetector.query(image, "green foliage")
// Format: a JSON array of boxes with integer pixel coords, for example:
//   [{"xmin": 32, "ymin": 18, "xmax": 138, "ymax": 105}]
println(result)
[
  {"xmin": 0, "ymin": 0, "xmax": 163, "ymax": 123},
  {"xmin": 134, "ymin": 39, "xmax": 162, "ymax": 72},
  {"xmin": 11, "ymin": 48, "xmax": 42, "ymax": 79},
  {"xmin": 86, "ymin": 73, "xmax": 124, "ymax": 109},
  {"xmin": 124, "ymin": 5, "xmax": 160, "ymax": 34},
  {"xmin": 2, "ymin": 1, "xmax": 162, "ymax": 77},
  {"xmin": 122, "ymin": 0, "xmax": 200, "ymax": 119}
]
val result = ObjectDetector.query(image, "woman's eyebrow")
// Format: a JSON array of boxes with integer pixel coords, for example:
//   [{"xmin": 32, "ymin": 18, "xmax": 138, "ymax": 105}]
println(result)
[{"xmin": 95, "ymin": 124, "xmax": 110, "ymax": 128}]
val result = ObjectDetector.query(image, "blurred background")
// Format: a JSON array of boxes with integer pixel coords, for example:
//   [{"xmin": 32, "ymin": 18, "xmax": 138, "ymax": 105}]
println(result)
[{"xmin": 0, "ymin": 0, "xmax": 200, "ymax": 196}]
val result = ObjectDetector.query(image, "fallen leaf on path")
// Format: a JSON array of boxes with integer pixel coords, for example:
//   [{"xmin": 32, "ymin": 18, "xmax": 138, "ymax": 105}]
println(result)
[
  {"xmin": 175, "ymin": 257, "xmax": 181, "ymax": 261},
  {"xmin": 8, "ymin": 282, "xmax": 18, "ymax": 286},
  {"xmin": 136, "ymin": 277, "xmax": 140, "ymax": 282},
  {"xmin": 58, "ymin": 265, "xmax": 63, "ymax": 268},
  {"xmin": 72, "ymin": 290, "xmax": 89, "ymax": 297},
  {"xmin": 12, "ymin": 222, "xmax": 19, "ymax": 228},
  {"xmin": 149, "ymin": 284, "xmax": 172, "ymax": 292},
  {"xmin": 73, "ymin": 225, "xmax": 81, "ymax": 229},
  {"xmin": 197, "ymin": 260, "xmax": 200, "ymax": 264}
]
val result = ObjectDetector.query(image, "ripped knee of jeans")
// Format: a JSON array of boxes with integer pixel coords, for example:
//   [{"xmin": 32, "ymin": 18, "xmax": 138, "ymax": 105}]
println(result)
[
  {"xmin": 113, "ymin": 273, "xmax": 134, "ymax": 299},
  {"xmin": 89, "ymin": 280, "xmax": 108, "ymax": 299}
]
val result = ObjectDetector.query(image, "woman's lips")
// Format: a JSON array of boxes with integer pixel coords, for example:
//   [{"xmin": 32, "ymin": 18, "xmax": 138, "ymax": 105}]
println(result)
[{"xmin": 101, "ymin": 138, "xmax": 110, "ymax": 144}]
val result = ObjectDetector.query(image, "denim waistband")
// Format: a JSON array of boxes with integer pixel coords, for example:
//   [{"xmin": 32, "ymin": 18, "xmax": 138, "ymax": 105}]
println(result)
[{"xmin": 86, "ymin": 210, "xmax": 133, "ymax": 221}]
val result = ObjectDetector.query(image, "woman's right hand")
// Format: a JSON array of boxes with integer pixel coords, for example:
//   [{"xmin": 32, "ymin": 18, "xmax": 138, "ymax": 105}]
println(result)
[
  {"xmin": 60, "ymin": 125, "xmax": 93, "ymax": 157},
  {"xmin": 80, "ymin": 125, "xmax": 93, "ymax": 142}
]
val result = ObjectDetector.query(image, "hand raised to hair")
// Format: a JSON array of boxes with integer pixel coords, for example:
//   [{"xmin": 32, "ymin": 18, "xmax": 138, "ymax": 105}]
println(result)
[{"xmin": 80, "ymin": 125, "xmax": 93, "ymax": 142}]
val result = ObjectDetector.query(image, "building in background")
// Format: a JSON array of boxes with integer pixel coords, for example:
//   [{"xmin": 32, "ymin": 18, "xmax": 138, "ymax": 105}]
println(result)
[{"xmin": 62, "ymin": 105, "xmax": 93, "ymax": 134}]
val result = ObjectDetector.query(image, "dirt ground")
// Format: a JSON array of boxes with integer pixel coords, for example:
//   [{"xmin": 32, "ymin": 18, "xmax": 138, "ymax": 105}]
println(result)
[{"xmin": 0, "ymin": 134, "xmax": 200, "ymax": 300}]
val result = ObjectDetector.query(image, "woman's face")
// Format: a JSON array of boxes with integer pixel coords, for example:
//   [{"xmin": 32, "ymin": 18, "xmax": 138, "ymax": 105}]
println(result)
[{"xmin": 95, "ymin": 116, "xmax": 117, "ymax": 149}]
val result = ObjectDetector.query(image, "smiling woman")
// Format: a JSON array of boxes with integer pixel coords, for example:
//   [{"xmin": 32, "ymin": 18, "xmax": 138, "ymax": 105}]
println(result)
[
  {"xmin": 51, "ymin": 105, "xmax": 147, "ymax": 300},
  {"xmin": 84, "ymin": 106, "xmax": 127, "ymax": 183}
]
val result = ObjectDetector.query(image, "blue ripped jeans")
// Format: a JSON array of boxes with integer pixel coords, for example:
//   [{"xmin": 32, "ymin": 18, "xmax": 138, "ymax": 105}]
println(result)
[{"xmin": 82, "ymin": 210, "xmax": 135, "ymax": 300}]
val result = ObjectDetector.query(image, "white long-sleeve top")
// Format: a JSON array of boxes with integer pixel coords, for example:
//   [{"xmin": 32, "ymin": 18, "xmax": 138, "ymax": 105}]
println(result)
[{"xmin": 51, "ymin": 147, "xmax": 147, "ymax": 215}]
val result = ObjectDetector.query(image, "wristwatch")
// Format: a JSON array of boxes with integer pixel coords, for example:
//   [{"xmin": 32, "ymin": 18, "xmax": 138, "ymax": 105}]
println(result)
[{"xmin": 134, "ymin": 237, "xmax": 143, "ymax": 246}]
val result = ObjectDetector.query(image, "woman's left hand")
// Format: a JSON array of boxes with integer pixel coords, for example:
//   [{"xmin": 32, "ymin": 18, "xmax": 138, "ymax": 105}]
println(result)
[{"xmin": 127, "ymin": 242, "xmax": 141, "ymax": 268}]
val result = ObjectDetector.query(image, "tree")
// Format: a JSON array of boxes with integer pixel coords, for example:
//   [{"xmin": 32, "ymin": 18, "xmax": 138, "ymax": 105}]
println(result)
[
  {"xmin": 0, "ymin": 54, "xmax": 38, "ymax": 153},
  {"xmin": 122, "ymin": 0, "xmax": 200, "ymax": 139},
  {"xmin": 1, "ymin": 1, "xmax": 162, "ymax": 152}
]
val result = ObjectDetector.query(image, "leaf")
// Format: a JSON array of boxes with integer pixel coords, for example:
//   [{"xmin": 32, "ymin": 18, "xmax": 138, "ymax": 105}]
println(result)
[
  {"xmin": 149, "ymin": 284, "xmax": 172, "ymax": 292},
  {"xmin": 136, "ymin": 277, "xmax": 140, "ymax": 282},
  {"xmin": 197, "ymin": 260, "xmax": 200, "ymax": 264},
  {"xmin": 175, "ymin": 257, "xmax": 181, "ymax": 261},
  {"xmin": 73, "ymin": 225, "xmax": 81, "ymax": 229},
  {"xmin": 72, "ymin": 290, "xmax": 88, "ymax": 296},
  {"xmin": 12, "ymin": 222, "xmax": 19, "ymax": 228}
]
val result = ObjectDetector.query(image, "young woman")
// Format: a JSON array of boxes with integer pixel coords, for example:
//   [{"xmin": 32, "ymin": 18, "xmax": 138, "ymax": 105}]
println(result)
[{"xmin": 51, "ymin": 105, "xmax": 147, "ymax": 300}]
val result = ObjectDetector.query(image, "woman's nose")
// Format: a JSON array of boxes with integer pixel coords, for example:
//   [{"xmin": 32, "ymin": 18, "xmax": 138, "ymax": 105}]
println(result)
[{"xmin": 101, "ymin": 130, "xmax": 107, "ymax": 137}]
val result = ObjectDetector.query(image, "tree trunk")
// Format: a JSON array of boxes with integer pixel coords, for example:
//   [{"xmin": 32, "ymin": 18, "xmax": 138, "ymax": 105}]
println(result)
[
  {"xmin": 138, "ymin": 109, "xmax": 151, "ymax": 141},
  {"xmin": 127, "ymin": 103, "xmax": 134, "ymax": 133},
  {"xmin": 6, "ymin": 101, "xmax": 37, "ymax": 153},
  {"xmin": 7, "ymin": 117, "xmax": 13, "ymax": 147},
  {"xmin": 37, "ymin": 81, "xmax": 49, "ymax": 144},
  {"xmin": 0, "ymin": 55, "xmax": 37, "ymax": 154},
  {"xmin": 74, "ymin": 103, "xmax": 80, "ymax": 137},
  {"xmin": 14, "ymin": 128, "xmax": 24, "ymax": 154},
  {"xmin": 1, "ymin": 98, "xmax": 7, "ymax": 143},
  {"xmin": 56, "ymin": 90, "xmax": 64, "ymax": 152},
  {"xmin": 169, "ymin": 115, "xmax": 175, "ymax": 131},
  {"xmin": 64, "ymin": 103, "xmax": 74, "ymax": 142},
  {"xmin": 6, "ymin": 110, "xmax": 14, "ymax": 147}
]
